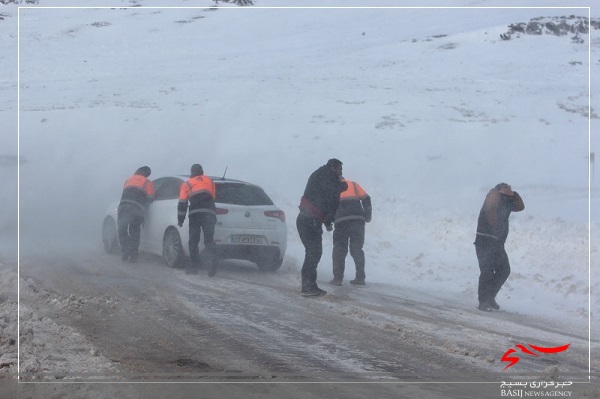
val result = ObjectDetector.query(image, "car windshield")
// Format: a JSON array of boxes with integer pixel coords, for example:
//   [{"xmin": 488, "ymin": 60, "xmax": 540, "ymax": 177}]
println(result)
[{"xmin": 216, "ymin": 183, "xmax": 274, "ymax": 206}]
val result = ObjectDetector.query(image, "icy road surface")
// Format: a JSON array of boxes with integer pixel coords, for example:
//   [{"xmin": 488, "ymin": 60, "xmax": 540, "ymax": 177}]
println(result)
[{"xmin": 3, "ymin": 248, "xmax": 597, "ymax": 398}]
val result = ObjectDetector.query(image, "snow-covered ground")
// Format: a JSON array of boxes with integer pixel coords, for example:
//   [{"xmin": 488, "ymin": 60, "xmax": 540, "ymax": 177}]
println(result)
[{"xmin": 0, "ymin": 0, "xmax": 598, "ymax": 387}]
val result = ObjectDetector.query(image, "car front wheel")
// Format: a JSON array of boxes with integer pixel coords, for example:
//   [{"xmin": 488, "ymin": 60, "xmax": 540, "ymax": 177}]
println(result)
[
  {"xmin": 163, "ymin": 227, "xmax": 185, "ymax": 268},
  {"xmin": 102, "ymin": 217, "xmax": 119, "ymax": 254}
]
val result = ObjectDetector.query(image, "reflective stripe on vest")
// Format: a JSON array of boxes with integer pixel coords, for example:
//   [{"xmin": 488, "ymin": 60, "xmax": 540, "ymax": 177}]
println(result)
[{"xmin": 334, "ymin": 215, "xmax": 365, "ymax": 223}]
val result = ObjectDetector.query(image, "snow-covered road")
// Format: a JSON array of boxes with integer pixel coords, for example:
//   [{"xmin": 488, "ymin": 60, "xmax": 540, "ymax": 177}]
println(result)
[{"xmin": 2, "ymin": 248, "xmax": 596, "ymax": 398}]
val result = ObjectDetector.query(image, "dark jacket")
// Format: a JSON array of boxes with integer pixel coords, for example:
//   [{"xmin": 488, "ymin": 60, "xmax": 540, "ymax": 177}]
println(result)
[
  {"xmin": 476, "ymin": 189, "xmax": 524, "ymax": 244},
  {"xmin": 334, "ymin": 180, "xmax": 372, "ymax": 224},
  {"xmin": 299, "ymin": 165, "xmax": 347, "ymax": 224}
]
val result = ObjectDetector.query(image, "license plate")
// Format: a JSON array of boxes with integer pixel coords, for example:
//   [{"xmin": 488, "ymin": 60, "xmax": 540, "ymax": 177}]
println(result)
[{"xmin": 231, "ymin": 235, "xmax": 265, "ymax": 245}]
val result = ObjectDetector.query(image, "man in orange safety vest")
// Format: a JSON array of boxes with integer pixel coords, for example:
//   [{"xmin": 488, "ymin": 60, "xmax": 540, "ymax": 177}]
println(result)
[
  {"xmin": 117, "ymin": 166, "xmax": 155, "ymax": 263},
  {"xmin": 178, "ymin": 163, "xmax": 218, "ymax": 276},
  {"xmin": 330, "ymin": 178, "xmax": 372, "ymax": 286}
]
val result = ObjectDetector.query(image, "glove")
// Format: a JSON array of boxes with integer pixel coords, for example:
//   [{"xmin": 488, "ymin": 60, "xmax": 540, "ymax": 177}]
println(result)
[
  {"xmin": 325, "ymin": 223, "xmax": 333, "ymax": 232},
  {"xmin": 365, "ymin": 211, "xmax": 372, "ymax": 223},
  {"xmin": 178, "ymin": 220, "xmax": 184, "ymax": 228}
]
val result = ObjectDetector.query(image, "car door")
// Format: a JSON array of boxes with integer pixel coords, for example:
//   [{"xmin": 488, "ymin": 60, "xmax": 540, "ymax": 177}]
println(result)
[{"xmin": 141, "ymin": 177, "xmax": 184, "ymax": 254}]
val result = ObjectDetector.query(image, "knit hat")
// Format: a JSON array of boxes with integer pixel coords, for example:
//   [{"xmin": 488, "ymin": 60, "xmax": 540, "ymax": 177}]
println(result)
[
  {"xmin": 191, "ymin": 163, "xmax": 204, "ymax": 176},
  {"xmin": 135, "ymin": 166, "xmax": 151, "ymax": 177}
]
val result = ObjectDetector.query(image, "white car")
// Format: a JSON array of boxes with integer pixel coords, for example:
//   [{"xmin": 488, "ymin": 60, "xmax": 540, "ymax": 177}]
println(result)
[{"xmin": 102, "ymin": 176, "xmax": 287, "ymax": 271}]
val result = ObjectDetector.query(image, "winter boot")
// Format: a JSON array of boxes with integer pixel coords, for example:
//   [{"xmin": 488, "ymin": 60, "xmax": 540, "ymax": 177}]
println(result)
[
  {"xmin": 301, "ymin": 284, "xmax": 327, "ymax": 297},
  {"xmin": 349, "ymin": 279, "xmax": 365, "ymax": 286},
  {"xmin": 207, "ymin": 260, "xmax": 218, "ymax": 277},
  {"xmin": 489, "ymin": 298, "xmax": 500, "ymax": 310}
]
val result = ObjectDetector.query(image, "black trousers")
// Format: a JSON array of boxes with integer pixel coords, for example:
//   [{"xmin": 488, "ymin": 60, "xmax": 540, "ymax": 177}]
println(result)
[
  {"xmin": 475, "ymin": 236, "xmax": 511, "ymax": 304},
  {"xmin": 188, "ymin": 212, "xmax": 216, "ymax": 267},
  {"xmin": 296, "ymin": 214, "xmax": 323, "ymax": 289},
  {"xmin": 332, "ymin": 220, "xmax": 366, "ymax": 281},
  {"xmin": 117, "ymin": 206, "xmax": 144, "ymax": 258}
]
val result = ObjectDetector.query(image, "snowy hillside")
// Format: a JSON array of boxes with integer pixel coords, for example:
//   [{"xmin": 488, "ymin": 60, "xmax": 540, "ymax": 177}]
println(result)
[{"xmin": 0, "ymin": 1, "xmax": 598, "ymax": 329}]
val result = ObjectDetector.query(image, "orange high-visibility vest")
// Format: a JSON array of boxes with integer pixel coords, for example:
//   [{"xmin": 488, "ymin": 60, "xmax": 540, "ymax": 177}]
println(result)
[
  {"xmin": 340, "ymin": 180, "xmax": 367, "ymax": 201},
  {"xmin": 119, "ymin": 175, "xmax": 155, "ymax": 212},
  {"xmin": 123, "ymin": 175, "xmax": 155, "ymax": 197},
  {"xmin": 179, "ymin": 175, "xmax": 216, "ymax": 201},
  {"xmin": 178, "ymin": 175, "xmax": 217, "ymax": 218},
  {"xmin": 334, "ymin": 179, "xmax": 371, "ymax": 224}
]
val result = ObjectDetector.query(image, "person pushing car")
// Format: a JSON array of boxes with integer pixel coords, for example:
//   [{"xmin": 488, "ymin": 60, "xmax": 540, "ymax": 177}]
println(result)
[
  {"xmin": 117, "ymin": 166, "xmax": 155, "ymax": 263},
  {"xmin": 178, "ymin": 164, "xmax": 218, "ymax": 276}
]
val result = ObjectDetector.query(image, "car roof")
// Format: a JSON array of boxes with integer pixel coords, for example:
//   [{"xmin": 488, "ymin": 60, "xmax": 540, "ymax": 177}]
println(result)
[{"xmin": 173, "ymin": 175, "xmax": 252, "ymax": 185}]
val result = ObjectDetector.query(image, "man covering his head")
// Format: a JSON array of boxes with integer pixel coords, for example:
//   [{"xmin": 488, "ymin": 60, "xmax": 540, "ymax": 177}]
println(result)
[{"xmin": 296, "ymin": 158, "xmax": 348, "ymax": 297}]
